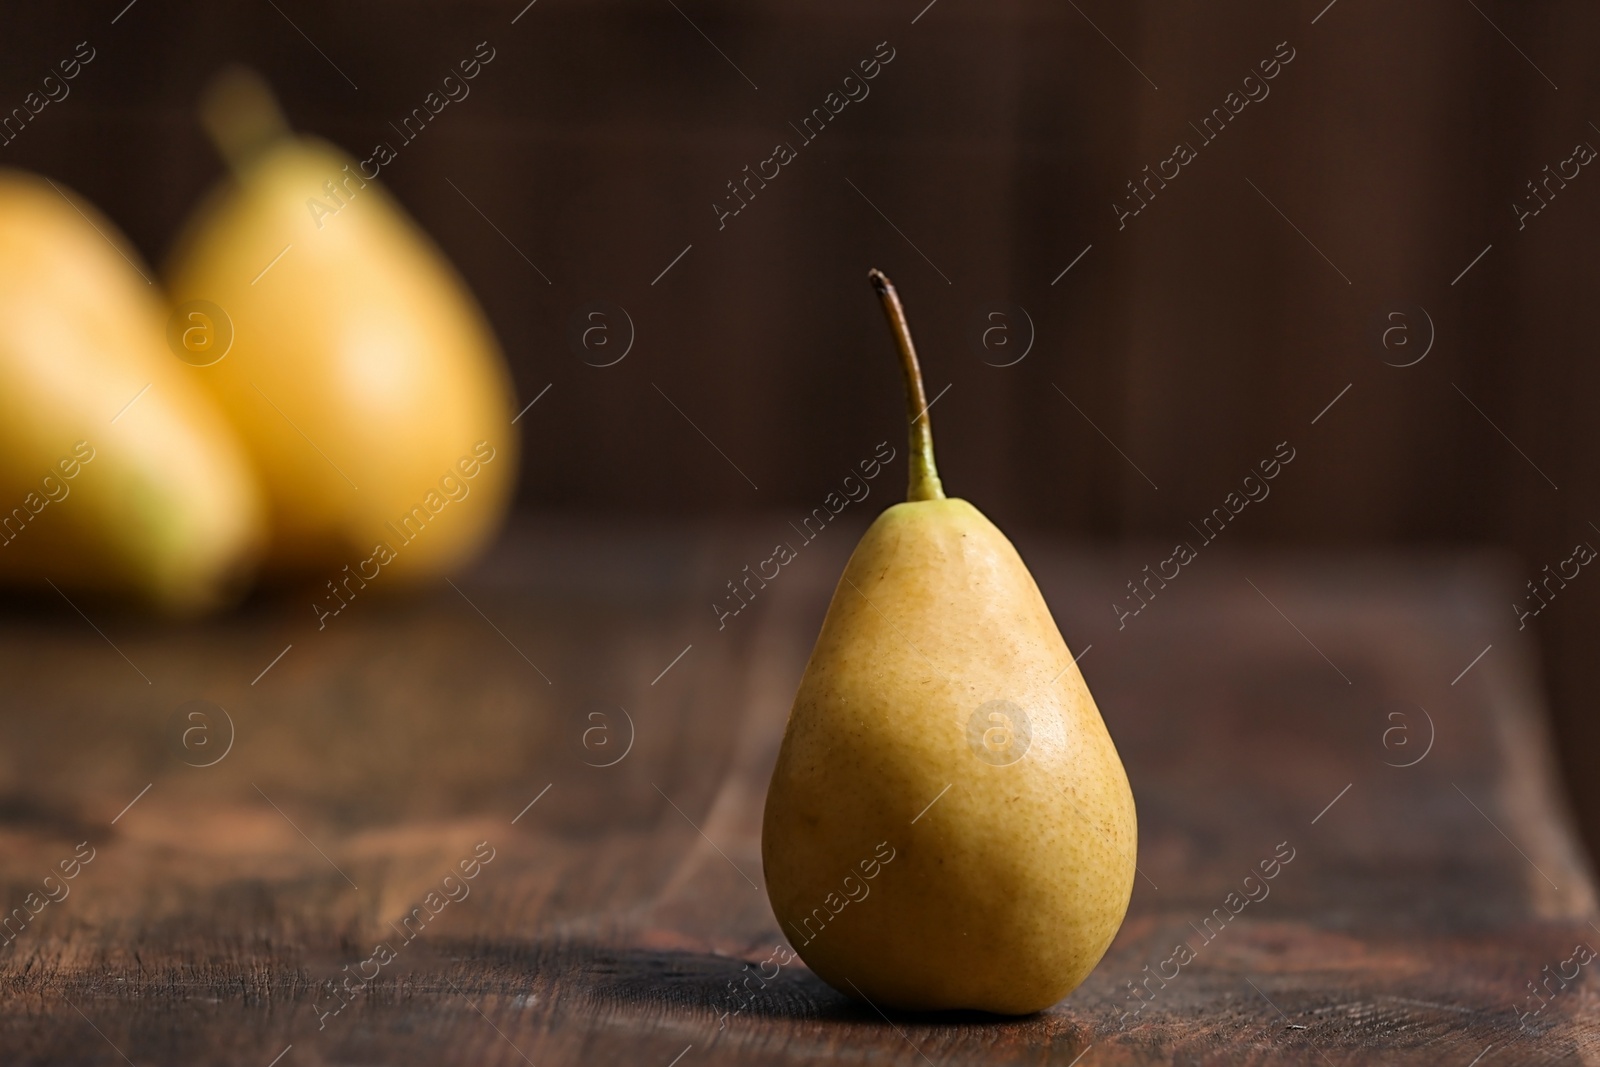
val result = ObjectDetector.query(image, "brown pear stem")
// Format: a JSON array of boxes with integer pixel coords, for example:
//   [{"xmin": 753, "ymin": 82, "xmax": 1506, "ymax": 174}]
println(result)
[
  {"xmin": 198, "ymin": 66, "xmax": 292, "ymax": 175},
  {"xmin": 869, "ymin": 269, "xmax": 945, "ymax": 502}
]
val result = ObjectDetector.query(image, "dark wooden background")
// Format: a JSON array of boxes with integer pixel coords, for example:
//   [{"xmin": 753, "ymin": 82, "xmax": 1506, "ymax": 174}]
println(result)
[{"xmin": 4, "ymin": 2, "xmax": 1600, "ymax": 854}]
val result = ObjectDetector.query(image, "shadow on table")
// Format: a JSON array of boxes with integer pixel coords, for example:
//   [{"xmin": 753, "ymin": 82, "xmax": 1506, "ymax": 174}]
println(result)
[{"xmin": 479, "ymin": 938, "xmax": 1079, "ymax": 1030}]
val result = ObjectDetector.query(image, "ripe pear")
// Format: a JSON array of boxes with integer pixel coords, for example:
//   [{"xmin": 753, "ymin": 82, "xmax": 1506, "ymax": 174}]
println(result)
[
  {"xmin": 165, "ymin": 69, "xmax": 518, "ymax": 582},
  {"xmin": 762, "ymin": 271, "xmax": 1136, "ymax": 1014},
  {"xmin": 0, "ymin": 169, "xmax": 264, "ymax": 613}
]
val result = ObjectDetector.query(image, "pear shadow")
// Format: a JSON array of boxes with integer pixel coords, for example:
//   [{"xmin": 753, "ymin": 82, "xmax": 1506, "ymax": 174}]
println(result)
[{"xmin": 453, "ymin": 937, "xmax": 1059, "ymax": 1034}]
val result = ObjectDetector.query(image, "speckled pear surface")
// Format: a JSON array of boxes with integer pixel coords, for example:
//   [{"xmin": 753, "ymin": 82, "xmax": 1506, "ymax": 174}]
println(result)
[{"xmin": 763, "ymin": 498, "xmax": 1136, "ymax": 1013}]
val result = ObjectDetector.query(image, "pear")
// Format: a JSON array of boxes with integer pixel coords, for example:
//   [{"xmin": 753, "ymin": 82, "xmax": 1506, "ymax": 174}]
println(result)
[
  {"xmin": 0, "ymin": 169, "xmax": 264, "ymax": 612},
  {"xmin": 165, "ymin": 69, "xmax": 518, "ymax": 583},
  {"xmin": 762, "ymin": 270, "xmax": 1136, "ymax": 1014}
]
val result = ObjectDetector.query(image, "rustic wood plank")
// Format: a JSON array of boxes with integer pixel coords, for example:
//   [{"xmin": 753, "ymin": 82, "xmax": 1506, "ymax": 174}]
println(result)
[{"xmin": 0, "ymin": 523, "xmax": 1593, "ymax": 1064}]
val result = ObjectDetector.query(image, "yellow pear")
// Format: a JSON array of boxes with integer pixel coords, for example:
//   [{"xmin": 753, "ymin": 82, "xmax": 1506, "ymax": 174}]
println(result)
[
  {"xmin": 762, "ymin": 270, "xmax": 1136, "ymax": 1014},
  {"xmin": 165, "ymin": 69, "xmax": 518, "ymax": 584},
  {"xmin": 0, "ymin": 169, "xmax": 263, "ymax": 613}
]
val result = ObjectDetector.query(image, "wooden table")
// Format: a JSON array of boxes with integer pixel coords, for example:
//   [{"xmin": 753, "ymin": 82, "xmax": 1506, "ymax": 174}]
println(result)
[{"xmin": 1, "ymin": 520, "xmax": 1594, "ymax": 1064}]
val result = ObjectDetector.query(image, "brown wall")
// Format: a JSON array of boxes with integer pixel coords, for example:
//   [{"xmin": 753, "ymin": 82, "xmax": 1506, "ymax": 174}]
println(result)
[{"xmin": 4, "ymin": 1, "xmax": 1600, "ymax": 848}]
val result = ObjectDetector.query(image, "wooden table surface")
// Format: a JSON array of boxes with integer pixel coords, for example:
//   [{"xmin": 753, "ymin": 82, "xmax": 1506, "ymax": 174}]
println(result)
[{"xmin": 0, "ymin": 519, "xmax": 1595, "ymax": 1065}]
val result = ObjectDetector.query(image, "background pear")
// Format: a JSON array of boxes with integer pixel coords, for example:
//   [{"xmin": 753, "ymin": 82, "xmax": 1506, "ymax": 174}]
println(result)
[
  {"xmin": 165, "ymin": 69, "xmax": 518, "ymax": 583},
  {"xmin": 762, "ymin": 270, "xmax": 1136, "ymax": 1014},
  {"xmin": 0, "ymin": 169, "xmax": 264, "ymax": 613}
]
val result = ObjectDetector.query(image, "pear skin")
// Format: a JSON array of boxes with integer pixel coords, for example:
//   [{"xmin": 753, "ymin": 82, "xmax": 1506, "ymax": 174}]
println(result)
[
  {"xmin": 761, "ymin": 272, "xmax": 1136, "ymax": 1014},
  {"xmin": 165, "ymin": 70, "xmax": 518, "ymax": 582},
  {"xmin": 0, "ymin": 169, "xmax": 264, "ymax": 612}
]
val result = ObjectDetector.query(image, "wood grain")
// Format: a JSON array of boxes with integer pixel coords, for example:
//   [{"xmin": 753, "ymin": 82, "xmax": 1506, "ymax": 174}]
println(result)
[{"xmin": 0, "ymin": 521, "xmax": 1594, "ymax": 1064}]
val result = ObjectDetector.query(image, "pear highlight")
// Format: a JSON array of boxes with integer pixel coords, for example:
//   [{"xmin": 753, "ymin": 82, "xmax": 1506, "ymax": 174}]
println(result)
[
  {"xmin": 165, "ymin": 69, "xmax": 518, "ymax": 583},
  {"xmin": 761, "ymin": 270, "xmax": 1136, "ymax": 1014}
]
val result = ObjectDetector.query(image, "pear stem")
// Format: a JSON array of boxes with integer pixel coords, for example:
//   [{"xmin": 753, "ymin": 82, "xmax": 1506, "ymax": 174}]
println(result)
[
  {"xmin": 198, "ymin": 67, "xmax": 292, "ymax": 175},
  {"xmin": 869, "ymin": 269, "xmax": 945, "ymax": 502}
]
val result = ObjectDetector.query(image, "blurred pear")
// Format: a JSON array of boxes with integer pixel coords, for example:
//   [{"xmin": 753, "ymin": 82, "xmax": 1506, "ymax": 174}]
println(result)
[
  {"xmin": 0, "ymin": 169, "xmax": 264, "ymax": 613},
  {"xmin": 165, "ymin": 68, "xmax": 519, "ymax": 583}
]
